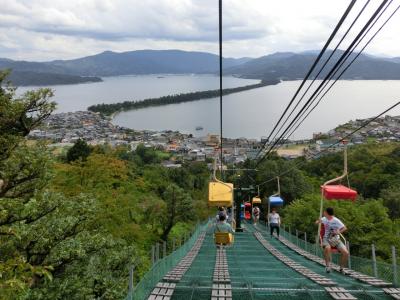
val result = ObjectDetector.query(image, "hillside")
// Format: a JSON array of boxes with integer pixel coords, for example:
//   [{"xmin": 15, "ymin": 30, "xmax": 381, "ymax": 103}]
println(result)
[
  {"xmin": 0, "ymin": 50, "xmax": 251, "ymax": 85},
  {"xmin": 225, "ymin": 50, "xmax": 400, "ymax": 80},
  {"xmin": 2, "ymin": 49, "xmax": 400, "ymax": 86},
  {"xmin": 3, "ymin": 70, "xmax": 102, "ymax": 86},
  {"xmin": 48, "ymin": 50, "xmax": 252, "ymax": 76},
  {"xmin": 2, "ymin": 75, "xmax": 400, "ymax": 298}
]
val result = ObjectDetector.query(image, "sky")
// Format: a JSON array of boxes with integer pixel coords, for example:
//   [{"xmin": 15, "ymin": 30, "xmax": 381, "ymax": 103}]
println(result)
[{"xmin": 0, "ymin": 0, "xmax": 399, "ymax": 61}]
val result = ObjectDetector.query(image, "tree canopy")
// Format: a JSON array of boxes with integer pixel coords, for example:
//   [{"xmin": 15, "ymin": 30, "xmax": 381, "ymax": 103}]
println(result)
[
  {"xmin": 0, "ymin": 72, "xmax": 211, "ymax": 299},
  {"xmin": 66, "ymin": 139, "xmax": 92, "ymax": 162},
  {"xmin": 2, "ymin": 67, "xmax": 400, "ymax": 298}
]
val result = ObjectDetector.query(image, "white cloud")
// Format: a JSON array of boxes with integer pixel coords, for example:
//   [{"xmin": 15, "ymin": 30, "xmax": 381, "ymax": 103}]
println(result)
[{"xmin": 0, "ymin": 0, "xmax": 399, "ymax": 61}]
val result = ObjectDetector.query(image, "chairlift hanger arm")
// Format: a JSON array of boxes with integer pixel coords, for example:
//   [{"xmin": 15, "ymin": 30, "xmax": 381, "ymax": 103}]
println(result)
[
  {"xmin": 256, "ymin": 100, "xmax": 400, "ymax": 190},
  {"xmin": 322, "ymin": 146, "xmax": 348, "ymax": 187}
]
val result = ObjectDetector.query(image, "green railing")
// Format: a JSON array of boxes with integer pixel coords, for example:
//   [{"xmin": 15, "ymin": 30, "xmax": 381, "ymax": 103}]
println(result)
[
  {"xmin": 126, "ymin": 222, "xmax": 207, "ymax": 300},
  {"xmin": 280, "ymin": 227, "xmax": 399, "ymax": 286}
]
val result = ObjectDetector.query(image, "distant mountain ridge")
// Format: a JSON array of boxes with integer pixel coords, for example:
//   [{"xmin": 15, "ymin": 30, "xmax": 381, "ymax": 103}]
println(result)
[
  {"xmin": 0, "ymin": 50, "xmax": 251, "ymax": 85},
  {"xmin": 47, "ymin": 50, "xmax": 252, "ymax": 76},
  {"xmin": 224, "ymin": 50, "xmax": 400, "ymax": 80},
  {"xmin": 4, "ymin": 71, "xmax": 102, "ymax": 86},
  {"xmin": 1, "ymin": 49, "xmax": 400, "ymax": 86}
]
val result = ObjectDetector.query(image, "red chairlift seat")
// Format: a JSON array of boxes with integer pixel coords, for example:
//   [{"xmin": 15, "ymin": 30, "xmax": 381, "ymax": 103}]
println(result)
[
  {"xmin": 244, "ymin": 202, "xmax": 251, "ymax": 220},
  {"xmin": 321, "ymin": 184, "xmax": 357, "ymax": 201},
  {"xmin": 317, "ymin": 143, "xmax": 354, "ymax": 253},
  {"xmin": 319, "ymin": 185, "xmax": 354, "ymax": 253}
]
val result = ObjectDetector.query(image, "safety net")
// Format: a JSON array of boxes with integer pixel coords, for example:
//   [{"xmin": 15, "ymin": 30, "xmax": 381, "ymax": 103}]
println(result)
[
  {"xmin": 130, "ymin": 221, "xmax": 397, "ymax": 299},
  {"xmin": 276, "ymin": 224, "xmax": 399, "ymax": 287},
  {"xmin": 127, "ymin": 222, "xmax": 208, "ymax": 300}
]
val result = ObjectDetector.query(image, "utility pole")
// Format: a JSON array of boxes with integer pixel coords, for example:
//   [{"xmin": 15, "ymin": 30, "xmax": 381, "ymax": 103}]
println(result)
[
  {"xmin": 234, "ymin": 179, "xmax": 255, "ymax": 232},
  {"xmin": 234, "ymin": 186, "xmax": 243, "ymax": 232}
]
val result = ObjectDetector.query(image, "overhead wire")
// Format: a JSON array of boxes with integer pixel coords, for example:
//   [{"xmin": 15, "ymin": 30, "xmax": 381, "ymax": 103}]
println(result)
[
  {"xmin": 254, "ymin": 0, "xmax": 357, "ymax": 159},
  {"xmin": 259, "ymin": 0, "xmax": 390, "ymax": 159},
  {"xmin": 263, "ymin": 0, "xmax": 398, "ymax": 155},
  {"xmin": 292, "ymin": 0, "xmax": 399, "ymax": 128},
  {"xmin": 256, "ymin": 0, "xmax": 390, "ymax": 165},
  {"xmin": 266, "ymin": 0, "xmax": 372, "ymax": 151},
  {"xmin": 285, "ymin": 0, "xmax": 395, "ymax": 131},
  {"xmin": 255, "ymin": 100, "xmax": 400, "ymax": 188},
  {"xmin": 219, "ymin": 0, "xmax": 224, "ymax": 176}
]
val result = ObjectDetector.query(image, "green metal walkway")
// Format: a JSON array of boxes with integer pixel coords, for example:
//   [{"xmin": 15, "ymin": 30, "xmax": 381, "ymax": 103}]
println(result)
[
  {"xmin": 249, "ymin": 224, "xmax": 392, "ymax": 299},
  {"xmin": 134, "ymin": 222, "xmax": 398, "ymax": 300}
]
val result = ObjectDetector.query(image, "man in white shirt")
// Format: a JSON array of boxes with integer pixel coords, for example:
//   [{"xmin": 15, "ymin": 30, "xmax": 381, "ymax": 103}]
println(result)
[
  {"xmin": 268, "ymin": 208, "xmax": 281, "ymax": 238},
  {"xmin": 316, "ymin": 207, "xmax": 349, "ymax": 274}
]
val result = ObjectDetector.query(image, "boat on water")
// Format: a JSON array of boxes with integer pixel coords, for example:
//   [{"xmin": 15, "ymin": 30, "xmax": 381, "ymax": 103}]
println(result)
[{"xmin": 195, "ymin": 126, "xmax": 204, "ymax": 131}]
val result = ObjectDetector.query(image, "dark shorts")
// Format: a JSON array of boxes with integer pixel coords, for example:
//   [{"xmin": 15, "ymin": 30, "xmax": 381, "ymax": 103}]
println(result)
[{"xmin": 270, "ymin": 223, "xmax": 280, "ymax": 236}]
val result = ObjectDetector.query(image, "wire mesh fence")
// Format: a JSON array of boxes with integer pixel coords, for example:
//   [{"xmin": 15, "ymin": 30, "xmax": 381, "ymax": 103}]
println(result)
[
  {"xmin": 126, "ymin": 220, "xmax": 397, "ymax": 300},
  {"xmin": 280, "ymin": 226, "xmax": 400, "ymax": 286},
  {"xmin": 126, "ymin": 222, "xmax": 207, "ymax": 300}
]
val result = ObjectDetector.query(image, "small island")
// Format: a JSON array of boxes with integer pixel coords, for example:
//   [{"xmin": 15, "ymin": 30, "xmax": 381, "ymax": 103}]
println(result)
[{"xmin": 88, "ymin": 79, "xmax": 280, "ymax": 116}]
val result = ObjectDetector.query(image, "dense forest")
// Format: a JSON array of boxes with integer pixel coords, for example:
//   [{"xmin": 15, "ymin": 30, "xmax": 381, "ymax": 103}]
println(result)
[
  {"xmin": 87, "ymin": 79, "xmax": 279, "ymax": 116},
  {"xmin": 235, "ymin": 146, "xmax": 400, "ymax": 262},
  {"xmin": 1, "ymin": 69, "xmax": 400, "ymax": 299},
  {"xmin": 0, "ymin": 71, "xmax": 211, "ymax": 299}
]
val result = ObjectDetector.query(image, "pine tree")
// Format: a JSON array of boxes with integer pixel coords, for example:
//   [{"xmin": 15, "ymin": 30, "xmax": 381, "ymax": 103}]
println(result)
[{"xmin": 66, "ymin": 139, "xmax": 92, "ymax": 162}]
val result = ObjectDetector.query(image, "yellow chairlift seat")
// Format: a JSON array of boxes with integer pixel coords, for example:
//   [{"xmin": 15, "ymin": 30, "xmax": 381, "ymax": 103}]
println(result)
[
  {"xmin": 252, "ymin": 197, "xmax": 262, "ymax": 204},
  {"xmin": 214, "ymin": 232, "xmax": 234, "ymax": 245},
  {"xmin": 208, "ymin": 182, "xmax": 233, "ymax": 207}
]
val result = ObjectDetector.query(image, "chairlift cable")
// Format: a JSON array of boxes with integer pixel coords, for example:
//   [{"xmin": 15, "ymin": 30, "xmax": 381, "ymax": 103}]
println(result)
[
  {"xmin": 259, "ymin": 0, "xmax": 390, "ymax": 161},
  {"xmin": 257, "ymin": 0, "xmax": 390, "ymax": 165},
  {"xmin": 256, "ymin": 100, "xmax": 400, "ymax": 188},
  {"xmin": 268, "ymin": 1, "xmax": 399, "ymax": 154},
  {"xmin": 285, "ymin": 0, "xmax": 395, "ymax": 135},
  {"xmin": 219, "ymin": 0, "xmax": 224, "ymax": 177},
  {"xmin": 254, "ymin": 0, "xmax": 357, "ymax": 159},
  {"xmin": 266, "ymin": 0, "xmax": 372, "ymax": 150}
]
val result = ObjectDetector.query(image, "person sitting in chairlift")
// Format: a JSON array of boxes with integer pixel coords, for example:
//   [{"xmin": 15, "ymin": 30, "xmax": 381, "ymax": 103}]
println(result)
[
  {"xmin": 215, "ymin": 206, "xmax": 228, "ymax": 223},
  {"xmin": 315, "ymin": 207, "xmax": 349, "ymax": 274},
  {"xmin": 253, "ymin": 205, "xmax": 260, "ymax": 226},
  {"xmin": 214, "ymin": 214, "xmax": 234, "ymax": 234}
]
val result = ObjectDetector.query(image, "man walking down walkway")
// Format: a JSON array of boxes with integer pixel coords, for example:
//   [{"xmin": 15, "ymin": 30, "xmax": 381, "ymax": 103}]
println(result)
[{"xmin": 268, "ymin": 208, "xmax": 281, "ymax": 238}]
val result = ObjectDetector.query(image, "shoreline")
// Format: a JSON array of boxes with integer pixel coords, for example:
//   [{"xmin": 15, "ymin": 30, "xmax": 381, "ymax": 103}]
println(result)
[{"xmin": 88, "ymin": 79, "xmax": 280, "ymax": 116}]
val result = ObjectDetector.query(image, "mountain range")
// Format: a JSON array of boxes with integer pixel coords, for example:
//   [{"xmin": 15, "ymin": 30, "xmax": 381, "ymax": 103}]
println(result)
[
  {"xmin": 1, "ymin": 49, "xmax": 400, "ymax": 86},
  {"xmin": 224, "ymin": 50, "xmax": 400, "ymax": 80}
]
